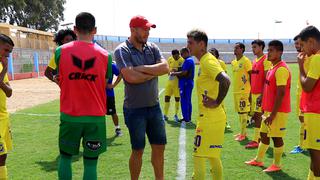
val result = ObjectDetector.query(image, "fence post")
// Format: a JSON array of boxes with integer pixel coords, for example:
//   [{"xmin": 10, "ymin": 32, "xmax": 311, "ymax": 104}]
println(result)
[
  {"xmin": 33, "ymin": 52, "xmax": 39, "ymax": 78},
  {"xmin": 8, "ymin": 53, "xmax": 14, "ymax": 80}
]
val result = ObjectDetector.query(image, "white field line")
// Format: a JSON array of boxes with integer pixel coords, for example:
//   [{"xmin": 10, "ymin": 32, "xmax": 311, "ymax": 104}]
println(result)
[
  {"xmin": 176, "ymin": 121, "xmax": 186, "ymax": 180},
  {"xmin": 158, "ymin": 88, "xmax": 165, "ymax": 96}
]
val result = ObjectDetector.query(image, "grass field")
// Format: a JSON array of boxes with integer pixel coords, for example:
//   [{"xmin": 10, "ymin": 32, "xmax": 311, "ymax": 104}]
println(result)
[{"xmin": 7, "ymin": 63, "xmax": 310, "ymax": 180}]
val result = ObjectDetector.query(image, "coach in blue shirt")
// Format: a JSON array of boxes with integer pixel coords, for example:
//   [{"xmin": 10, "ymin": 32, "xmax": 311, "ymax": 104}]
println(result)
[{"xmin": 171, "ymin": 47, "xmax": 195, "ymax": 122}]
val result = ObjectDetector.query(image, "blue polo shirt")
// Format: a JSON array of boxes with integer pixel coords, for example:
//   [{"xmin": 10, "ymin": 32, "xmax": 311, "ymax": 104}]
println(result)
[
  {"xmin": 106, "ymin": 62, "xmax": 120, "ymax": 97},
  {"xmin": 114, "ymin": 39, "xmax": 164, "ymax": 108},
  {"xmin": 179, "ymin": 56, "xmax": 195, "ymax": 88}
]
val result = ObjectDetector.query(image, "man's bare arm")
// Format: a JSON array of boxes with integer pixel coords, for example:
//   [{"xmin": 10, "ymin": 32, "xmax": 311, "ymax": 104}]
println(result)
[
  {"xmin": 121, "ymin": 67, "xmax": 155, "ymax": 84},
  {"xmin": 0, "ymin": 82, "xmax": 12, "ymax": 97},
  {"xmin": 133, "ymin": 58, "xmax": 169, "ymax": 76},
  {"xmin": 215, "ymin": 72, "xmax": 231, "ymax": 104}
]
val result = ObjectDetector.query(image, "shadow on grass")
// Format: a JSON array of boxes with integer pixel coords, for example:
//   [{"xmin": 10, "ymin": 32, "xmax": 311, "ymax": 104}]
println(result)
[
  {"xmin": 165, "ymin": 119, "xmax": 196, "ymax": 129},
  {"xmin": 265, "ymin": 170, "xmax": 300, "ymax": 180},
  {"xmin": 36, "ymin": 152, "xmax": 83, "ymax": 172},
  {"xmin": 107, "ymin": 135, "xmax": 122, "ymax": 146}
]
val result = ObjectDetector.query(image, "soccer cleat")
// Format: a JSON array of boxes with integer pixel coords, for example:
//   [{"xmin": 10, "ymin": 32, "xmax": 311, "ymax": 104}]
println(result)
[
  {"xmin": 263, "ymin": 164, "xmax": 281, "ymax": 172},
  {"xmin": 226, "ymin": 122, "xmax": 231, "ymax": 129},
  {"xmin": 245, "ymin": 141, "xmax": 259, "ymax": 149},
  {"xmin": 234, "ymin": 133, "xmax": 241, "ymax": 137},
  {"xmin": 245, "ymin": 159, "xmax": 264, "ymax": 167},
  {"xmin": 115, "ymin": 128, "xmax": 123, "ymax": 137},
  {"xmin": 290, "ymin": 146, "xmax": 304, "ymax": 154},
  {"xmin": 163, "ymin": 115, "xmax": 169, "ymax": 121},
  {"xmin": 174, "ymin": 115, "xmax": 179, "ymax": 122},
  {"xmin": 235, "ymin": 135, "xmax": 246, "ymax": 141}
]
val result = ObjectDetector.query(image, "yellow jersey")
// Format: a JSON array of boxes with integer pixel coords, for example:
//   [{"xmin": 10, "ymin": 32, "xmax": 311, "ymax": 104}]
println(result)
[
  {"xmin": 297, "ymin": 56, "xmax": 311, "ymax": 95},
  {"xmin": 48, "ymin": 54, "xmax": 56, "ymax": 69},
  {"xmin": 307, "ymin": 54, "xmax": 320, "ymax": 79},
  {"xmin": 256, "ymin": 55, "xmax": 272, "ymax": 70},
  {"xmin": 218, "ymin": 59, "xmax": 227, "ymax": 72},
  {"xmin": 0, "ymin": 62, "xmax": 9, "ymax": 117},
  {"xmin": 196, "ymin": 52, "xmax": 225, "ymax": 116},
  {"xmin": 231, "ymin": 55, "xmax": 252, "ymax": 94},
  {"xmin": 167, "ymin": 56, "xmax": 184, "ymax": 84}
]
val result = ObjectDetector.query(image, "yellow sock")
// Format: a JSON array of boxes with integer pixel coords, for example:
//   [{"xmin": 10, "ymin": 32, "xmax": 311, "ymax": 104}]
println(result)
[
  {"xmin": 273, "ymin": 146, "xmax": 284, "ymax": 166},
  {"xmin": 175, "ymin": 101, "xmax": 180, "ymax": 116},
  {"xmin": 192, "ymin": 156, "xmax": 206, "ymax": 180},
  {"xmin": 209, "ymin": 157, "xmax": 223, "ymax": 180},
  {"xmin": 164, "ymin": 101, "xmax": 170, "ymax": 116},
  {"xmin": 240, "ymin": 114, "xmax": 247, "ymax": 136},
  {"xmin": 253, "ymin": 128, "xmax": 260, "ymax": 142},
  {"xmin": 299, "ymin": 122, "xmax": 305, "ymax": 147},
  {"xmin": 0, "ymin": 166, "xmax": 8, "ymax": 180},
  {"xmin": 256, "ymin": 142, "xmax": 269, "ymax": 162},
  {"xmin": 308, "ymin": 169, "xmax": 315, "ymax": 180}
]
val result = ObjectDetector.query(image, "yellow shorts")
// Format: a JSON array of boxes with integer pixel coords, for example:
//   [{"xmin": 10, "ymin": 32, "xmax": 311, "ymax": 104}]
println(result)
[
  {"xmin": 260, "ymin": 112, "xmax": 288, "ymax": 137},
  {"xmin": 251, "ymin": 94, "xmax": 262, "ymax": 113},
  {"xmin": 164, "ymin": 81, "xmax": 180, "ymax": 97},
  {"xmin": 303, "ymin": 113, "xmax": 320, "ymax": 150},
  {"xmin": 296, "ymin": 92, "xmax": 303, "ymax": 117},
  {"xmin": 233, "ymin": 93, "xmax": 250, "ymax": 113},
  {"xmin": 0, "ymin": 117, "xmax": 12, "ymax": 155},
  {"xmin": 193, "ymin": 112, "xmax": 226, "ymax": 158}
]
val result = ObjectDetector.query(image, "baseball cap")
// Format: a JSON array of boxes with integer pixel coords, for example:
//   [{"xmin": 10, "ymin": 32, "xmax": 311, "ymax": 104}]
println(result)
[{"xmin": 129, "ymin": 15, "xmax": 156, "ymax": 29}]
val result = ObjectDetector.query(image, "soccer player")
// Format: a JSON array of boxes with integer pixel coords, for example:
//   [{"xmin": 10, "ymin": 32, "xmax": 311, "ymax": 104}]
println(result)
[
  {"xmin": 245, "ymin": 40, "xmax": 291, "ymax": 172},
  {"xmin": 114, "ymin": 15, "xmax": 168, "ymax": 180},
  {"xmin": 106, "ymin": 61, "xmax": 123, "ymax": 137},
  {"xmin": 230, "ymin": 43, "xmax": 252, "ymax": 141},
  {"xmin": 290, "ymin": 34, "xmax": 307, "ymax": 154},
  {"xmin": 163, "ymin": 49, "xmax": 184, "ymax": 122},
  {"xmin": 54, "ymin": 12, "xmax": 112, "ymax": 180},
  {"xmin": 187, "ymin": 29, "xmax": 230, "ymax": 180},
  {"xmin": 298, "ymin": 26, "xmax": 320, "ymax": 179},
  {"xmin": 246, "ymin": 39, "xmax": 272, "ymax": 149},
  {"xmin": 170, "ymin": 47, "xmax": 195, "ymax": 123},
  {"xmin": 208, "ymin": 48, "xmax": 231, "ymax": 129},
  {"xmin": 0, "ymin": 34, "xmax": 14, "ymax": 180},
  {"xmin": 45, "ymin": 29, "xmax": 77, "ymax": 83}
]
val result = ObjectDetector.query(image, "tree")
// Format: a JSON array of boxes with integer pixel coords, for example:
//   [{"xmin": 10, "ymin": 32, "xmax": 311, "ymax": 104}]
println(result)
[{"xmin": 0, "ymin": 0, "xmax": 65, "ymax": 31}]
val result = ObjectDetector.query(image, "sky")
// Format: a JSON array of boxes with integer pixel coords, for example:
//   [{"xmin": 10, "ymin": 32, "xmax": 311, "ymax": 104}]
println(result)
[{"xmin": 60, "ymin": 0, "xmax": 320, "ymax": 39}]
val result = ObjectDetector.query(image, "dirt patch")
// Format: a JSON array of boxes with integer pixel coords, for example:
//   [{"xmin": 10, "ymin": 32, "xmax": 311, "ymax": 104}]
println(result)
[{"xmin": 7, "ymin": 77, "xmax": 60, "ymax": 113}]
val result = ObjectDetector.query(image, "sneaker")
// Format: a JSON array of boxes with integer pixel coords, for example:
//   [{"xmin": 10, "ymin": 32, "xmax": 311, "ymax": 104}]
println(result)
[
  {"xmin": 174, "ymin": 115, "xmax": 179, "ymax": 122},
  {"xmin": 233, "ymin": 133, "xmax": 241, "ymax": 137},
  {"xmin": 115, "ymin": 128, "xmax": 123, "ymax": 137},
  {"xmin": 245, "ymin": 159, "xmax": 264, "ymax": 167},
  {"xmin": 226, "ymin": 122, "xmax": 231, "ymax": 129},
  {"xmin": 235, "ymin": 135, "xmax": 246, "ymax": 141},
  {"xmin": 245, "ymin": 141, "xmax": 259, "ymax": 149},
  {"xmin": 263, "ymin": 164, "xmax": 281, "ymax": 172},
  {"xmin": 290, "ymin": 146, "xmax": 304, "ymax": 154},
  {"xmin": 163, "ymin": 115, "xmax": 169, "ymax": 121}
]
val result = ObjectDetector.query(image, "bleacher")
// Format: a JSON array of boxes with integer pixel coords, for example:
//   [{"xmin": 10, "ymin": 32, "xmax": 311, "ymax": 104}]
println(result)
[{"xmin": 94, "ymin": 35, "xmax": 298, "ymax": 63}]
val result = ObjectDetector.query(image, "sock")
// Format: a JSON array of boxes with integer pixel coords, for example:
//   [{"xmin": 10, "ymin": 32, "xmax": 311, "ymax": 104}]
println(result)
[
  {"xmin": 58, "ymin": 153, "xmax": 72, "ymax": 180},
  {"xmin": 253, "ymin": 128, "xmax": 260, "ymax": 142},
  {"xmin": 273, "ymin": 146, "xmax": 284, "ymax": 166},
  {"xmin": 308, "ymin": 169, "xmax": 315, "ymax": 180},
  {"xmin": 0, "ymin": 166, "xmax": 8, "ymax": 180},
  {"xmin": 83, "ymin": 157, "xmax": 98, "ymax": 180},
  {"xmin": 240, "ymin": 114, "xmax": 247, "ymax": 136},
  {"xmin": 209, "ymin": 157, "xmax": 223, "ymax": 180},
  {"xmin": 256, "ymin": 142, "xmax": 269, "ymax": 162},
  {"xmin": 164, "ymin": 102, "xmax": 170, "ymax": 116},
  {"xmin": 115, "ymin": 125, "xmax": 120, "ymax": 129},
  {"xmin": 192, "ymin": 156, "xmax": 206, "ymax": 180},
  {"xmin": 299, "ymin": 122, "xmax": 305, "ymax": 147},
  {"xmin": 175, "ymin": 101, "xmax": 180, "ymax": 116}
]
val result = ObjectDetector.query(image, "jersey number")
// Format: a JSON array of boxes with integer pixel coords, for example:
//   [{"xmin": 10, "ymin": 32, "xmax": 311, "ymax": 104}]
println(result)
[{"xmin": 194, "ymin": 135, "xmax": 202, "ymax": 147}]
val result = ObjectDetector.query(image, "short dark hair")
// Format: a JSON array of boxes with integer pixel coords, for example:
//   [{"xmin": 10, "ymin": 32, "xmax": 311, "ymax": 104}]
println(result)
[
  {"xmin": 187, "ymin": 29, "xmax": 208, "ymax": 47},
  {"xmin": 54, "ymin": 29, "xmax": 77, "ymax": 46},
  {"xmin": 299, "ymin": 26, "xmax": 320, "ymax": 42},
  {"xmin": 208, "ymin": 48, "xmax": 220, "ymax": 58},
  {"xmin": 180, "ymin": 47, "xmax": 189, "ymax": 54},
  {"xmin": 268, "ymin": 40, "xmax": 283, "ymax": 52},
  {"xmin": 0, "ymin": 33, "xmax": 14, "ymax": 46},
  {"xmin": 293, "ymin": 34, "xmax": 300, "ymax": 41},
  {"xmin": 251, "ymin": 39, "xmax": 265, "ymax": 50},
  {"xmin": 235, "ymin": 42, "xmax": 245, "ymax": 53},
  {"xmin": 75, "ymin": 12, "xmax": 95, "ymax": 34},
  {"xmin": 171, "ymin": 49, "xmax": 179, "ymax": 55}
]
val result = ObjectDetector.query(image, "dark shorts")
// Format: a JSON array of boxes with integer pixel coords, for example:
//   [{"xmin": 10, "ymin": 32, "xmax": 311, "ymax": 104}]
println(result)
[
  {"xmin": 106, "ymin": 96, "xmax": 116, "ymax": 115},
  {"xmin": 123, "ymin": 104, "xmax": 167, "ymax": 150},
  {"xmin": 59, "ymin": 120, "xmax": 107, "ymax": 157}
]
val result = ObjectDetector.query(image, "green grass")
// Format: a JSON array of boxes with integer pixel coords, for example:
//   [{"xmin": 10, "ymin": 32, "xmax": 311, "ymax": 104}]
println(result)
[{"xmin": 7, "ymin": 63, "xmax": 309, "ymax": 179}]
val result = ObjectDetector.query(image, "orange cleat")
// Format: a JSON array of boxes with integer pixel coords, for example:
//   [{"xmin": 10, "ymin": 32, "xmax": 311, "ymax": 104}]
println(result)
[
  {"xmin": 263, "ymin": 164, "xmax": 281, "ymax": 172},
  {"xmin": 245, "ymin": 159, "xmax": 264, "ymax": 167},
  {"xmin": 235, "ymin": 135, "xmax": 246, "ymax": 141},
  {"xmin": 245, "ymin": 141, "xmax": 259, "ymax": 148}
]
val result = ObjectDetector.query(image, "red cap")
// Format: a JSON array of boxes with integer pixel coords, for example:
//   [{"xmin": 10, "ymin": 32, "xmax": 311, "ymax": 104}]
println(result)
[{"xmin": 129, "ymin": 15, "xmax": 156, "ymax": 29}]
